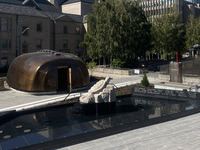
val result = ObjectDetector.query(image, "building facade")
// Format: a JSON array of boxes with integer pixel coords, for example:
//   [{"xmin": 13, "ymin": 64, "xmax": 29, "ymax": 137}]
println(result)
[
  {"xmin": 140, "ymin": 0, "xmax": 200, "ymax": 22},
  {"xmin": 48, "ymin": 0, "xmax": 95, "ymax": 15},
  {"xmin": 0, "ymin": 0, "xmax": 85, "ymax": 70}
]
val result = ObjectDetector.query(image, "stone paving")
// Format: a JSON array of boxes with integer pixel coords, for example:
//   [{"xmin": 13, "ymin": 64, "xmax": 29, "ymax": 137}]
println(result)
[
  {"xmin": 58, "ymin": 72, "xmax": 200, "ymax": 150},
  {"xmin": 0, "ymin": 72, "xmax": 162, "ymax": 110},
  {"xmin": 1, "ymin": 71, "xmax": 199, "ymax": 150},
  {"xmin": 60, "ymin": 112, "xmax": 200, "ymax": 150}
]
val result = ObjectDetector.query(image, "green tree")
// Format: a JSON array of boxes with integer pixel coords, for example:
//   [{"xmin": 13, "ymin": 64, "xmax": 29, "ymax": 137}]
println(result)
[
  {"xmin": 81, "ymin": 0, "xmax": 151, "ymax": 64},
  {"xmin": 141, "ymin": 72, "xmax": 149, "ymax": 87},
  {"xmin": 87, "ymin": 61, "xmax": 97, "ymax": 76},
  {"xmin": 186, "ymin": 15, "xmax": 200, "ymax": 49},
  {"xmin": 151, "ymin": 11, "xmax": 186, "ymax": 59}
]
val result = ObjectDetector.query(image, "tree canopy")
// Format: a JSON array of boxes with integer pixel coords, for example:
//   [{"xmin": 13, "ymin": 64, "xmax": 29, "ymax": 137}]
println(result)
[
  {"xmin": 81, "ymin": 0, "xmax": 152, "ymax": 64},
  {"xmin": 151, "ymin": 11, "xmax": 186, "ymax": 59},
  {"xmin": 186, "ymin": 15, "xmax": 200, "ymax": 49}
]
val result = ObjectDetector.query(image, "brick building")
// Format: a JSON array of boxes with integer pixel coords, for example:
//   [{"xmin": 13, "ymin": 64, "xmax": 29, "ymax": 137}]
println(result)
[{"xmin": 0, "ymin": 0, "xmax": 85, "ymax": 69}]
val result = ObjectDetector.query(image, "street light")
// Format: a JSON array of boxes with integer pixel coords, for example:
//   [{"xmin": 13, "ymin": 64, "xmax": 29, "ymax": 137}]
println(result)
[
  {"xmin": 22, "ymin": 27, "xmax": 30, "ymax": 34},
  {"xmin": 19, "ymin": 27, "xmax": 30, "ymax": 55}
]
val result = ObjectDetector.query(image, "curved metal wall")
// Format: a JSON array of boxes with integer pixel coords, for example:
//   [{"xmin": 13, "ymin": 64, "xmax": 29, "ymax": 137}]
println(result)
[{"xmin": 7, "ymin": 51, "xmax": 90, "ymax": 92}]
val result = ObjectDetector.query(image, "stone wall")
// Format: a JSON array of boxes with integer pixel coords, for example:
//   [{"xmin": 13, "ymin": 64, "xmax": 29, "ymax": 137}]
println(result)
[
  {"xmin": 169, "ymin": 62, "xmax": 182, "ymax": 83},
  {"xmin": 132, "ymin": 87, "xmax": 198, "ymax": 101},
  {"xmin": 90, "ymin": 67, "xmax": 143, "ymax": 76},
  {"xmin": 182, "ymin": 74, "xmax": 200, "ymax": 85},
  {"xmin": 159, "ymin": 73, "xmax": 170, "ymax": 81}
]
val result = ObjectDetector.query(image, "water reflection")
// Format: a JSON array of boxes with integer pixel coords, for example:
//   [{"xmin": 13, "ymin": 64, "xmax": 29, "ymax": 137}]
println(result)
[{"xmin": 0, "ymin": 96, "xmax": 199, "ymax": 149}]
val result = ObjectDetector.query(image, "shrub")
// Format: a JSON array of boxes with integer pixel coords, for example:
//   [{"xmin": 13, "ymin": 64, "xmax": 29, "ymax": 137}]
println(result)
[
  {"xmin": 87, "ymin": 61, "xmax": 97, "ymax": 69},
  {"xmin": 110, "ymin": 59, "xmax": 125, "ymax": 68},
  {"xmin": 87, "ymin": 61, "xmax": 97, "ymax": 76},
  {"xmin": 141, "ymin": 72, "xmax": 149, "ymax": 87}
]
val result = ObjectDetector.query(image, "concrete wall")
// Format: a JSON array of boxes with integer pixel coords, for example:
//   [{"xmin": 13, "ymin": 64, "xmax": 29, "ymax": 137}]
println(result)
[
  {"xmin": 62, "ymin": 2, "xmax": 81, "ymax": 15},
  {"xmin": 158, "ymin": 73, "xmax": 200, "ymax": 85},
  {"xmin": 62, "ymin": 2, "xmax": 93, "ymax": 16},
  {"xmin": 89, "ymin": 67, "xmax": 143, "ymax": 76},
  {"xmin": 182, "ymin": 75, "xmax": 200, "ymax": 84},
  {"xmin": 170, "ymin": 62, "xmax": 182, "ymax": 83},
  {"xmin": 159, "ymin": 73, "xmax": 170, "ymax": 81}
]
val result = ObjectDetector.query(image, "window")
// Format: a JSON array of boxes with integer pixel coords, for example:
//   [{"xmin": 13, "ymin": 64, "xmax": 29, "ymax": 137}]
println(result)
[
  {"xmin": 36, "ymin": 39, "xmax": 42, "ymax": 49},
  {"xmin": 76, "ymin": 40, "xmax": 80, "ymax": 48},
  {"xmin": 1, "ymin": 39, "xmax": 11, "ymax": 50},
  {"xmin": 1, "ymin": 18, "xmax": 11, "ymax": 32},
  {"xmin": 63, "ymin": 40, "xmax": 68, "ymax": 49},
  {"xmin": 1, "ymin": 57, "xmax": 7, "ymax": 60},
  {"xmin": 22, "ymin": 42, "xmax": 28, "ymax": 53},
  {"xmin": 76, "ymin": 27, "xmax": 80, "ymax": 34},
  {"xmin": 22, "ymin": 26, "xmax": 29, "ymax": 36},
  {"xmin": 63, "ymin": 26, "xmax": 68, "ymax": 34},
  {"xmin": 1, "ymin": 57, "xmax": 8, "ymax": 66},
  {"xmin": 37, "ymin": 23, "xmax": 42, "ymax": 32}
]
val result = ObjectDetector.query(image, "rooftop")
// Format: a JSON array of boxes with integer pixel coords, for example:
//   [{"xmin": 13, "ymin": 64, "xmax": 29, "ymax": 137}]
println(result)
[{"xmin": 0, "ymin": 2, "xmax": 48, "ymax": 18}]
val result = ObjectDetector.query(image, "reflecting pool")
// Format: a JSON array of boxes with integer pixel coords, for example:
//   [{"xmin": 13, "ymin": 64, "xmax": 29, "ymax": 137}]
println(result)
[{"xmin": 0, "ymin": 96, "xmax": 199, "ymax": 149}]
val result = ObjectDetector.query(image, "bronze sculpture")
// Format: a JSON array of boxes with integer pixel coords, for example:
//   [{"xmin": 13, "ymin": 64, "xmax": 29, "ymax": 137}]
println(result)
[{"xmin": 7, "ymin": 50, "xmax": 90, "ymax": 92}]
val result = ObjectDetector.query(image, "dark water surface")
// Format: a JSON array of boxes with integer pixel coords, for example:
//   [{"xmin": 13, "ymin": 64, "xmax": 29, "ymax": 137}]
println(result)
[{"xmin": 0, "ymin": 96, "xmax": 199, "ymax": 150}]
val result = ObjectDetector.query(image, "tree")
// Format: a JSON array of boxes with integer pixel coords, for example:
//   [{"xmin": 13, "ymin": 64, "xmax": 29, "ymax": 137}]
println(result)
[
  {"xmin": 81, "ymin": 0, "xmax": 151, "ymax": 64},
  {"xmin": 151, "ymin": 11, "xmax": 186, "ymax": 59},
  {"xmin": 141, "ymin": 72, "xmax": 149, "ymax": 87},
  {"xmin": 186, "ymin": 15, "xmax": 200, "ymax": 49}
]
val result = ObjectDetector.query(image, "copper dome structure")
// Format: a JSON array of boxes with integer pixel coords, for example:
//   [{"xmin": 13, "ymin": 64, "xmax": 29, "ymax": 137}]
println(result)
[{"xmin": 7, "ymin": 50, "xmax": 90, "ymax": 92}]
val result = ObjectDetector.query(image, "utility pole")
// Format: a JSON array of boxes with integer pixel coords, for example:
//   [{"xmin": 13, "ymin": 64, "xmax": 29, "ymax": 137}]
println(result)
[{"xmin": 16, "ymin": 15, "xmax": 18, "ymax": 57}]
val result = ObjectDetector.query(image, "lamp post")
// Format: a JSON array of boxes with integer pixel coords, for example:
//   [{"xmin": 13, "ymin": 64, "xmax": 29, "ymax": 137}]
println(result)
[{"xmin": 18, "ymin": 27, "xmax": 30, "ymax": 56}]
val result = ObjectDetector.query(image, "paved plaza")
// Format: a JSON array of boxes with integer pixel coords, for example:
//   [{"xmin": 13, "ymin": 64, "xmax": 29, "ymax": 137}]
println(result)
[
  {"xmin": 0, "ymin": 72, "xmax": 161, "ymax": 111},
  {"xmin": 61, "ymin": 112, "xmax": 200, "ymax": 150},
  {"xmin": 0, "ymin": 72, "xmax": 200, "ymax": 150}
]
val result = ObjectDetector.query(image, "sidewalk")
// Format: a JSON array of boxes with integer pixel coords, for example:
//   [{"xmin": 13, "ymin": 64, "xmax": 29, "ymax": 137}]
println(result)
[
  {"xmin": 0, "ymin": 72, "xmax": 163, "ymax": 112},
  {"xmin": 61, "ymin": 112, "xmax": 200, "ymax": 150},
  {"xmin": 1, "ymin": 72, "xmax": 200, "ymax": 150}
]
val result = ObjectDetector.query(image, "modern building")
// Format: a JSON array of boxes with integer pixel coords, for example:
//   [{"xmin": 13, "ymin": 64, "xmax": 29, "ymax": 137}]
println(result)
[
  {"xmin": 140, "ymin": 0, "xmax": 200, "ymax": 22},
  {"xmin": 0, "ymin": 0, "xmax": 86, "ymax": 70}
]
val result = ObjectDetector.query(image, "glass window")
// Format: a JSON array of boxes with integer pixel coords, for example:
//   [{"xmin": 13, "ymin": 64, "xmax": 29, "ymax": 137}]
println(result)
[
  {"xmin": 37, "ymin": 23, "xmax": 42, "ymax": 32},
  {"xmin": 76, "ymin": 27, "xmax": 80, "ymax": 34},
  {"xmin": 1, "ymin": 57, "xmax": 7, "ymax": 60},
  {"xmin": 36, "ymin": 39, "xmax": 42, "ymax": 49},
  {"xmin": 1, "ymin": 40, "xmax": 8, "ymax": 49},
  {"xmin": 76, "ymin": 40, "xmax": 80, "ymax": 48},
  {"xmin": 1, "ymin": 18, "xmax": 11, "ymax": 32},
  {"xmin": 63, "ymin": 40, "xmax": 68, "ymax": 49},
  {"xmin": 63, "ymin": 26, "xmax": 68, "ymax": 34},
  {"xmin": 22, "ymin": 42, "xmax": 28, "ymax": 53},
  {"xmin": 22, "ymin": 26, "xmax": 29, "ymax": 36},
  {"xmin": 1, "ymin": 57, "xmax": 8, "ymax": 66}
]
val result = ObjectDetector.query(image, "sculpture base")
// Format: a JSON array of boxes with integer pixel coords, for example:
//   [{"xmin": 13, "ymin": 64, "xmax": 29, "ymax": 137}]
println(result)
[{"xmin": 72, "ymin": 102, "xmax": 116, "ymax": 116}]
